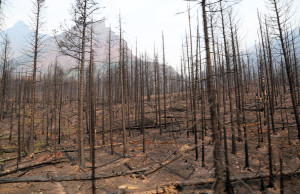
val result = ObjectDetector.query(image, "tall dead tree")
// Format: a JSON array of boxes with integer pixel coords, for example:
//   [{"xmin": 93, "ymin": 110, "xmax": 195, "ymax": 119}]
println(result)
[
  {"xmin": 220, "ymin": 41, "xmax": 234, "ymax": 193},
  {"xmin": 0, "ymin": 35, "xmax": 11, "ymax": 121},
  {"xmin": 76, "ymin": 0, "xmax": 87, "ymax": 169},
  {"xmin": 58, "ymin": 68, "xmax": 63, "ymax": 145},
  {"xmin": 188, "ymin": 5, "xmax": 198, "ymax": 160},
  {"xmin": 234, "ymin": 26, "xmax": 250, "ymax": 169},
  {"xmin": 264, "ymin": 18, "xmax": 276, "ymax": 135},
  {"xmin": 229, "ymin": 11, "xmax": 242, "ymax": 141},
  {"xmin": 267, "ymin": 0, "xmax": 300, "ymax": 140},
  {"xmin": 88, "ymin": 29, "xmax": 96, "ymax": 194},
  {"xmin": 56, "ymin": 0, "xmax": 99, "ymax": 169},
  {"xmin": 108, "ymin": 26, "xmax": 114, "ymax": 155},
  {"xmin": 162, "ymin": 32, "xmax": 167, "ymax": 130},
  {"xmin": 28, "ymin": 0, "xmax": 46, "ymax": 156},
  {"xmin": 141, "ymin": 55, "xmax": 145, "ymax": 152},
  {"xmin": 220, "ymin": 0, "xmax": 237, "ymax": 154},
  {"xmin": 88, "ymin": 25, "xmax": 95, "ymax": 160},
  {"xmin": 17, "ymin": 75, "xmax": 22, "ymax": 163},
  {"xmin": 155, "ymin": 49, "xmax": 162, "ymax": 135},
  {"xmin": 258, "ymin": 13, "xmax": 274, "ymax": 187},
  {"xmin": 53, "ymin": 61, "xmax": 58, "ymax": 151},
  {"xmin": 202, "ymin": 0, "xmax": 224, "ymax": 193},
  {"xmin": 119, "ymin": 15, "xmax": 128, "ymax": 157}
]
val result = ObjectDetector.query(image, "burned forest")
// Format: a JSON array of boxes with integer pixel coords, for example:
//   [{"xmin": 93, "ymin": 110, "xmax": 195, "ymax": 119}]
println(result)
[{"xmin": 0, "ymin": 0, "xmax": 300, "ymax": 193}]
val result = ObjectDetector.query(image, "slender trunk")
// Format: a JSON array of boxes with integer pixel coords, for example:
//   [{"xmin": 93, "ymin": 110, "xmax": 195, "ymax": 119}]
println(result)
[
  {"xmin": 141, "ymin": 57, "xmax": 145, "ymax": 153},
  {"xmin": 221, "ymin": 43, "xmax": 233, "ymax": 193},
  {"xmin": 119, "ymin": 16, "xmax": 127, "ymax": 157},
  {"xmin": 273, "ymin": 0, "xmax": 300, "ymax": 140},
  {"xmin": 58, "ymin": 83, "xmax": 62, "ymax": 144},
  {"xmin": 220, "ymin": 0, "xmax": 237, "ymax": 154},
  {"xmin": 17, "ymin": 77, "xmax": 22, "ymax": 162},
  {"xmin": 29, "ymin": 1, "xmax": 42, "ymax": 156},
  {"xmin": 78, "ymin": 0, "xmax": 87, "ymax": 170},
  {"xmin": 0, "ymin": 38, "xmax": 8, "ymax": 122},
  {"xmin": 235, "ymin": 28, "xmax": 249, "ymax": 168},
  {"xmin": 202, "ymin": 1, "xmax": 224, "ymax": 193},
  {"xmin": 102, "ymin": 80, "xmax": 105, "ymax": 145},
  {"xmin": 162, "ymin": 32, "xmax": 167, "ymax": 130},
  {"xmin": 108, "ymin": 27, "xmax": 113, "ymax": 155},
  {"xmin": 229, "ymin": 16, "xmax": 242, "ymax": 141},
  {"xmin": 188, "ymin": 7, "xmax": 198, "ymax": 160},
  {"xmin": 89, "ymin": 50, "xmax": 96, "ymax": 194}
]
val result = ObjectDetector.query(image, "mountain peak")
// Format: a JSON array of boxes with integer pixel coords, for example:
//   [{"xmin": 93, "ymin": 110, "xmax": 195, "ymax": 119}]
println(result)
[
  {"xmin": 1, "ymin": 20, "xmax": 32, "ymax": 57},
  {"xmin": 13, "ymin": 20, "xmax": 28, "ymax": 28},
  {"xmin": 4, "ymin": 20, "xmax": 31, "ymax": 34}
]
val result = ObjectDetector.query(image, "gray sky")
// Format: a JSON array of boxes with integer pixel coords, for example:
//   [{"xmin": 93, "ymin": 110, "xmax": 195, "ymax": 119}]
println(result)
[{"xmin": 3, "ymin": 0, "xmax": 300, "ymax": 69}]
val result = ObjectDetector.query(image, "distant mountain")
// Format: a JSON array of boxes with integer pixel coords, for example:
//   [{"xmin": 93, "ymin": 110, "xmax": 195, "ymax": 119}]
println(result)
[
  {"xmin": 1, "ymin": 20, "xmax": 179, "ymax": 78},
  {"xmin": 38, "ymin": 20, "xmax": 122, "ymax": 72},
  {"xmin": 0, "ymin": 20, "xmax": 123, "ymax": 72},
  {"xmin": 0, "ymin": 21, "xmax": 50, "ymax": 57}
]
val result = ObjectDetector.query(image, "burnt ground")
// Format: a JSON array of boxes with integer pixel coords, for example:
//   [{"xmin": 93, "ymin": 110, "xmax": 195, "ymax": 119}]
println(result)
[{"xmin": 0, "ymin": 91, "xmax": 299, "ymax": 193}]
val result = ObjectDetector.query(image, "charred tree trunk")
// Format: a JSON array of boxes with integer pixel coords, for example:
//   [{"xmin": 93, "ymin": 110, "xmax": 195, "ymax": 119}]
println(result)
[
  {"xmin": 202, "ymin": 1, "xmax": 224, "ymax": 193},
  {"xmin": 220, "ymin": 0, "xmax": 237, "ymax": 154},
  {"xmin": 272, "ymin": 0, "xmax": 300, "ymax": 140}
]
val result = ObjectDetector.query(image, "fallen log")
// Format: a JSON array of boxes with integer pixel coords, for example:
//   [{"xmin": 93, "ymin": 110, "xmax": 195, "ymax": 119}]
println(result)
[
  {"xmin": 134, "ymin": 145, "xmax": 189, "ymax": 179},
  {"xmin": 243, "ymin": 103, "xmax": 261, "ymax": 109},
  {"xmin": 0, "ymin": 134, "xmax": 9, "ymax": 139},
  {"xmin": 0, "ymin": 156, "xmax": 19, "ymax": 163},
  {"xmin": 0, "ymin": 148, "xmax": 18, "ymax": 154},
  {"xmin": 140, "ymin": 155, "xmax": 182, "ymax": 177},
  {"xmin": 0, "ymin": 149, "xmax": 49, "ymax": 163},
  {"xmin": 101, "ymin": 147, "xmax": 124, "ymax": 159},
  {"xmin": 0, "ymin": 167, "xmax": 150, "ymax": 184},
  {"xmin": 126, "ymin": 125, "xmax": 157, "ymax": 130},
  {"xmin": 147, "ymin": 156, "xmax": 185, "ymax": 179},
  {"xmin": 94, "ymin": 157, "xmax": 122, "ymax": 169},
  {"xmin": 164, "ymin": 144, "xmax": 185, "ymax": 161},
  {"xmin": 243, "ymin": 108, "xmax": 264, "ymax": 112},
  {"xmin": 162, "ymin": 171, "xmax": 300, "ymax": 188},
  {"xmin": 0, "ymin": 157, "xmax": 66, "ymax": 177},
  {"xmin": 60, "ymin": 145, "xmax": 77, "ymax": 166},
  {"xmin": 18, "ymin": 169, "xmax": 29, "ymax": 177},
  {"xmin": 128, "ymin": 121, "xmax": 186, "ymax": 130},
  {"xmin": 274, "ymin": 106, "xmax": 294, "ymax": 110},
  {"xmin": 4, "ymin": 157, "xmax": 297, "ymax": 188},
  {"xmin": 275, "ymin": 124, "xmax": 297, "ymax": 130},
  {"xmin": 163, "ymin": 130, "xmax": 204, "ymax": 133},
  {"xmin": 184, "ymin": 168, "xmax": 195, "ymax": 181},
  {"xmin": 6, "ymin": 159, "xmax": 34, "ymax": 169},
  {"xmin": 124, "ymin": 163, "xmax": 134, "ymax": 171}
]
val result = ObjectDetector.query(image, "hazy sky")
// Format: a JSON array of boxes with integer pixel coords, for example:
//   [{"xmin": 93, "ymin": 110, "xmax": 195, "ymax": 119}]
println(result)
[{"xmin": 3, "ymin": 0, "xmax": 300, "ymax": 69}]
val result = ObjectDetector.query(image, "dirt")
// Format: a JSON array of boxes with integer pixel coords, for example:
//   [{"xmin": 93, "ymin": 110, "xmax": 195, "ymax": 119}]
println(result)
[{"xmin": 0, "ymin": 92, "xmax": 299, "ymax": 193}]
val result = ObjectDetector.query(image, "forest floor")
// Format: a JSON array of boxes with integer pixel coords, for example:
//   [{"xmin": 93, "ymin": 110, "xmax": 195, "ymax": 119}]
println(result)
[{"xmin": 0, "ymin": 91, "xmax": 299, "ymax": 193}]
